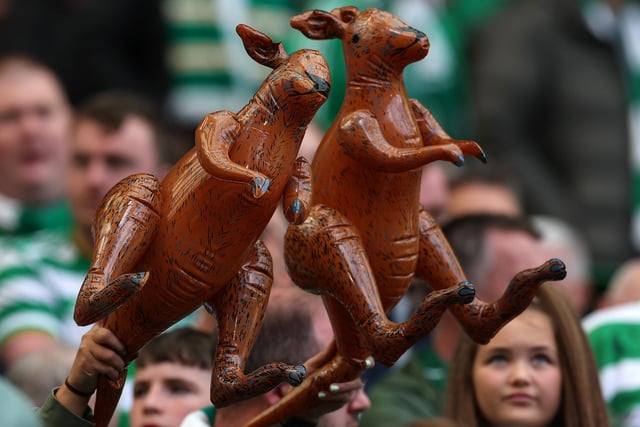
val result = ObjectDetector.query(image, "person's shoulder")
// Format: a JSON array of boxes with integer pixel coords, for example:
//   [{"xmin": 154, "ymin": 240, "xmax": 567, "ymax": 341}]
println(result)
[
  {"xmin": 180, "ymin": 406, "xmax": 215, "ymax": 427},
  {"xmin": 368, "ymin": 348, "xmax": 445, "ymax": 401},
  {"xmin": 583, "ymin": 301, "xmax": 640, "ymax": 333},
  {"xmin": 0, "ymin": 235, "xmax": 41, "ymax": 276},
  {"xmin": 0, "ymin": 230, "xmax": 81, "ymax": 273},
  {"xmin": 0, "ymin": 377, "xmax": 43, "ymax": 427}
]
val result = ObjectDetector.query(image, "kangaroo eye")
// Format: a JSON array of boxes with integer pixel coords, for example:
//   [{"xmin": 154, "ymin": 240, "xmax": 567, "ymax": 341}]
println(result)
[{"xmin": 351, "ymin": 33, "xmax": 360, "ymax": 44}]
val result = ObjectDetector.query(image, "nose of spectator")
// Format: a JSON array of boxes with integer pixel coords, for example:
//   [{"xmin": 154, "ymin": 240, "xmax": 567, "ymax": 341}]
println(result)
[
  {"xmin": 83, "ymin": 161, "xmax": 110, "ymax": 192},
  {"xmin": 348, "ymin": 387, "xmax": 371, "ymax": 415},
  {"xmin": 508, "ymin": 359, "xmax": 532, "ymax": 387},
  {"xmin": 18, "ymin": 110, "xmax": 47, "ymax": 141},
  {"xmin": 140, "ymin": 384, "xmax": 165, "ymax": 415}
]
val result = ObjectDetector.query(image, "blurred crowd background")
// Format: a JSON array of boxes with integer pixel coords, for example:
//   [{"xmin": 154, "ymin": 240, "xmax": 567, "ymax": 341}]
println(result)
[{"xmin": 1, "ymin": 0, "xmax": 640, "ymax": 426}]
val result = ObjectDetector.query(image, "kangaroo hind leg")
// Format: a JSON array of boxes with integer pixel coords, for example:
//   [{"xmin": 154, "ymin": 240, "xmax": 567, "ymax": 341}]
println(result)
[
  {"xmin": 74, "ymin": 174, "xmax": 162, "ymax": 325},
  {"xmin": 209, "ymin": 240, "xmax": 306, "ymax": 407}
]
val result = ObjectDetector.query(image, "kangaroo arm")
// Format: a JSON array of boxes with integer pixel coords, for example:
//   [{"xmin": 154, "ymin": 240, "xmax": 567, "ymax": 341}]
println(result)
[
  {"xmin": 409, "ymin": 98, "xmax": 451, "ymax": 144},
  {"xmin": 410, "ymin": 99, "xmax": 486, "ymax": 162},
  {"xmin": 338, "ymin": 110, "xmax": 464, "ymax": 171},
  {"xmin": 196, "ymin": 110, "xmax": 270, "ymax": 198},
  {"xmin": 282, "ymin": 156, "xmax": 312, "ymax": 225}
]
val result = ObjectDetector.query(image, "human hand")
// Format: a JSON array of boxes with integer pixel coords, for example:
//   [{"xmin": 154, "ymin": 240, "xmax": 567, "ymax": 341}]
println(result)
[
  {"xmin": 303, "ymin": 346, "xmax": 374, "ymax": 422},
  {"xmin": 56, "ymin": 324, "xmax": 127, "ymax": 417},
  {"xmin": 66, "ymin": 324, "xmax": 126, "ymax": 394},
  {"xmin": 307, "ymin": 374, "xmax": 370, "ymax": 420}
]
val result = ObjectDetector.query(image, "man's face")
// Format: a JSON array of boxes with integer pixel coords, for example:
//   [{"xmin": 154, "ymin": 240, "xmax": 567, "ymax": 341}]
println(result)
[
  {"xmin": 444, "ymin": 182, "xmax": 522, "ymax": 221},
  {"xmin": 316, "ymin": 388, "xmax": 371, "ymax": 427},
  {"xmin": 0, "ymin": 67, "xmax": 71, "ymax": 204},
  {"xmin": 68, "ymin": 116, "xmax": 162, "ymax": 234},
  {"xmin": 419, "ymin": 163, "xmax": 449, "ymax": 223},
  {"xmin": 481, "ymin": 229, "xmax": 548, "ymax": 302}
]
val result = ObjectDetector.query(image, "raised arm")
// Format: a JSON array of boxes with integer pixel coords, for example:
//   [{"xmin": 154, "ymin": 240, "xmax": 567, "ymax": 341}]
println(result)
[
  {"xmin": 36, "ymin": 325, "xmax": 126, "ymax": 426},
  {"xmin": 196, "ymin": 110, "xmax": 270, "ymax": 198}
]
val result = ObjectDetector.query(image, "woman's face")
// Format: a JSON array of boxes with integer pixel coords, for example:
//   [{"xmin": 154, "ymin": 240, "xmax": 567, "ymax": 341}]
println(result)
[{"xmin": 472, "ymin": 309, "xmax": 562, "ymax": 427}]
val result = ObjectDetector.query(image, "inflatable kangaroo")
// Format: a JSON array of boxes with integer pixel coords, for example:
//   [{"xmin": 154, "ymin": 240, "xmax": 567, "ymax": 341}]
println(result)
[
  {"xmin": 246, "ymin": 7, "xmax": 566, "ymax": 426},
  {"xmin": 72, "ymin": 24, "xmax": 330, "ymax": 427}
]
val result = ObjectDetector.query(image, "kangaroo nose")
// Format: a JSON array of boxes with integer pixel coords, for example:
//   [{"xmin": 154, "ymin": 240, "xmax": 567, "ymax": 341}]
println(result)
[
  {"xmin": 307, "ymin": 72, "xmax": 330, "ymax": 97},
  {"xmin": 415, "ymin": 29, "xmax": 427, "ymax": 39},
  {"xmin": 402, "ymin": 26, "xmax": 427, "ymax": 40}
]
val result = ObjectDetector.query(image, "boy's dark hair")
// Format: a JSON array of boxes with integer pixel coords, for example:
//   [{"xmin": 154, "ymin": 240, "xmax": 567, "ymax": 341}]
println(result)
[
  {"xmin": 137, "ymin": 327, "xmax": 216, "ymax": 370},
  {"xmin": 245, "ymin": 289, "xmax": 321, "ymax": 372}
]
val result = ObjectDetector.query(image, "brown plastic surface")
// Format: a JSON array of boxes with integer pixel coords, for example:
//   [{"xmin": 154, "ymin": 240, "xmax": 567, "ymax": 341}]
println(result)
[
  {"xmin": 72, "ymin": 24, "xmax": 330, "ymax": 427},
  {"xmin": 246, "ymin": 7, "xmax": 566, "ymax": 426}
]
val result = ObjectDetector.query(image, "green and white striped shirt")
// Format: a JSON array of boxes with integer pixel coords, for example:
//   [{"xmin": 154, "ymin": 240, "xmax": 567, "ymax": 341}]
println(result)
[
  {"xmin": 0, "ymin": 230, "xmax": 91, "ymax": 348},
  {"xmin": 584, "ymin": 302, "xmax": 640, "ymax": 427}
]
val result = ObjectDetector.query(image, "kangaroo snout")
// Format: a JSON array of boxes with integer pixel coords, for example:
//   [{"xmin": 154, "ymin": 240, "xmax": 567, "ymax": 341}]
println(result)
[{"xmin": 307, "ymin": 72, "xmax": 330, "ymax": 97}]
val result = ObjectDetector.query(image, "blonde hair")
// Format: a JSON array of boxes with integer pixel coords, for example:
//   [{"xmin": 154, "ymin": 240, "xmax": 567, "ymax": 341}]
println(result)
[{"xmin": 445, "ymin": 284, "xmax": 609, "ymax": 427}]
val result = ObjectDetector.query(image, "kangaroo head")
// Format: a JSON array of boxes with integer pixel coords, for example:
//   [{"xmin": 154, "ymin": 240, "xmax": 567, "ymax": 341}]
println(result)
[
  {"xmin": 290, "ymin": 7, "xmax": 430, "ymax": 72},
  {"xmin": 236, "ymin": 24, "xmax": 330, "ymax": 122}
]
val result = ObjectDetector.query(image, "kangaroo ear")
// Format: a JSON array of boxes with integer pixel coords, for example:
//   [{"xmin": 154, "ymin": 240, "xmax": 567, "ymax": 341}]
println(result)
[
  {"xmin": 290, "ymin": 8, "xmax": 355, "ymax": 40},
  {"xmin": 236, "ymin": 24, "xmax": 288, "ymax": 69},
  {"xmin": 331, "ymin": 6, "xmax": 359, "ymax": 24}
]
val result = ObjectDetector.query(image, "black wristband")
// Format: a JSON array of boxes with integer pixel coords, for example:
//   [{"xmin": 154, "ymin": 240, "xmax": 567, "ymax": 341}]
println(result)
[
  {"xmin": 64, "ymin": 377, "xmax": 94, "ymax": 397},
  {"xmin": 280, "ymin": 417, "xmax": 317, "ymax": 427}
]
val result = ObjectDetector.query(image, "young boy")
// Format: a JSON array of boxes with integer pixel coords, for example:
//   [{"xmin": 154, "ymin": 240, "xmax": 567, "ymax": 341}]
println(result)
[
  {"xmin": 35, "ymin": 326, "xmax": 215, "ymax": 427},
  {"xmin": 35, "ymin": 290, "xmax": 369, "ymax": 427},
  {"xmin": 127, "ymin": 328, "xmax": 215, "ymax": 427}
]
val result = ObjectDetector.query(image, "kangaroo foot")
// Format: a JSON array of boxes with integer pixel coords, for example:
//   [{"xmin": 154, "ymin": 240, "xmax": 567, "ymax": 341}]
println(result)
[
  {"xmin": 459, "ymin": 258, "xmax": 567, "ymax": 344},
  {"xmin": 74, "ymin": 272, "xmax": 148, "ymax": 325},
  {"xmin": 447, "ymin": 281, "xmax": 476, "ymax": 304},
  {"xmin": 211, "ymin": 363, "xmax": 307, "ymax": 407},
  {"xmin": 245, "ymin": 355, "xmax": 365, "ymax": 427},
  {"xmin": 371, "ymin": 281, "xmax": 475, "ymax": 366}
]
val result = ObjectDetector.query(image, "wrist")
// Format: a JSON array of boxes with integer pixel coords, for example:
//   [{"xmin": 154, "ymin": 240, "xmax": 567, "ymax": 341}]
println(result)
[
  {"xmin": 55, "ymin": 383, "xmax": 94, "ymax": 419},
  {"xmin": 64, "ymin": 376, "xmax": 94, "ymax": 397}
]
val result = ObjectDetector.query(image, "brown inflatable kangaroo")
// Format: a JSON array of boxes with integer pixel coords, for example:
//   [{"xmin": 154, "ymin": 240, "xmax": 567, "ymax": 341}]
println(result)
[
  {"xmin": 246, "ymin": 7, "xmax": 566, "ymax": 426},
  {"xmin": 72, "ymin": 24, "xmax": 330, "ymax": 427}
]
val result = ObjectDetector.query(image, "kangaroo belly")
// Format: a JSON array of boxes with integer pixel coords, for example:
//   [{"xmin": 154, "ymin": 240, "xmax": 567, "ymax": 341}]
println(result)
[{"xmin": 368, "ymin": 233, "xmax": 420, "ymax": 297}]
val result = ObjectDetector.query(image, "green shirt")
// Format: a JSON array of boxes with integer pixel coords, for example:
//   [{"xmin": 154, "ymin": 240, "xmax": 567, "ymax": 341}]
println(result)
[
  {"xmin": 37, "ymin": 388, "xmax": 94, "ymax": 427},
  {"xmin": 0, "ymin": 230, "xmax": 91, "ymax": 347},
  {"xmin": 584, "ymin": 302, "xmax": 640, "ymax": 427},
  {"xmin": 0, "ymin": 194, "xmax": 72, "ymax": 236},
  {"xmin": 360, "ymin": 346, "xmax": 448, "ymax": 427}
]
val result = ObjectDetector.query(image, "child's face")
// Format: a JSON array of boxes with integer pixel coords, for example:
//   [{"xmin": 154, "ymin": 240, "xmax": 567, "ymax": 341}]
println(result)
[
  {"xmin": 472, "ymin": 309, "xmax": 562, "ymax": 427},
  {"xmin": 129, "ymin": 362, "xmax": 211, "ymax": 427}
]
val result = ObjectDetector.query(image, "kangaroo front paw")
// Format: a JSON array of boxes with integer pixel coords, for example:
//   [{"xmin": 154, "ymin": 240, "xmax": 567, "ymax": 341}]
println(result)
[
  {"xmin": 544, "ymin": 258, "xmax": 567, "ymax": 281},
  {"xmin": 287, "ymin": 365, "xmax": 307, "ymax": 386},
  {"xmin": 445, "ymin": 148, "xmax": 465, "ymax": 167},
  {"xmin": 250, "ymin": 176, "xmax": 270, "ymax": 198}
]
